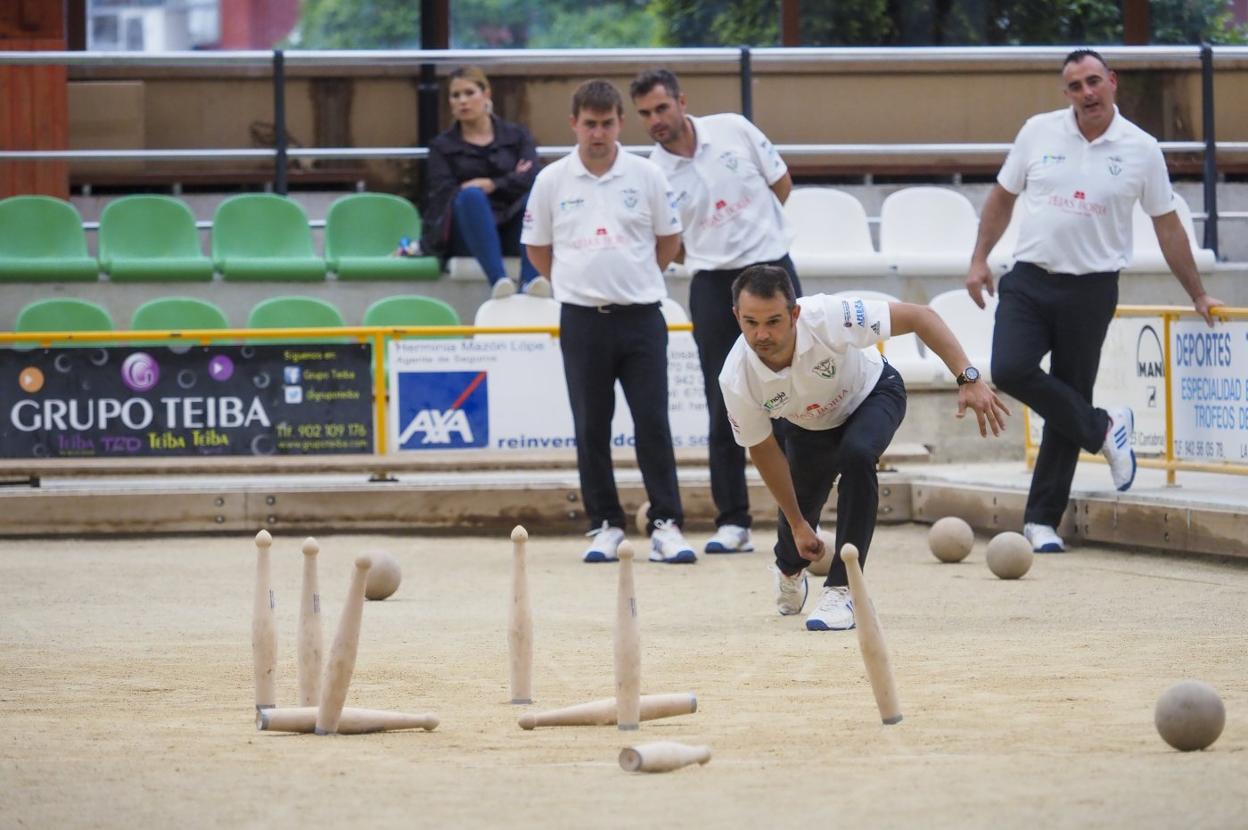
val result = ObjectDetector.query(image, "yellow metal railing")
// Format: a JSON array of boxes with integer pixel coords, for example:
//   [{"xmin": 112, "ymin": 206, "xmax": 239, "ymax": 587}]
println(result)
[
  {"xmin": 1023, "ymin": 304, "xmax": 1248, "ymax": 485},
  {"xmin": 0, "ymin": 322, "xmax": 695, "ymax": 455}
]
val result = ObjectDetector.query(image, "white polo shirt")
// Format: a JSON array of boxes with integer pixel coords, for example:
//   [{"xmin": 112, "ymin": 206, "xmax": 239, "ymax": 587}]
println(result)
[
  {"xmin": 648, "ymin": 113, "xmax": 790, "ymax": 272},
  {"xmin": 719, "ymin": 295, "xmax": 890, "ymax": 448},
  {"xmin": 999, "ymin": 106, "xmax": 1174, "ymax": 275},
  {"xmin": 522, "ymin": 144, "xmax": 682, "ymax": 307}
]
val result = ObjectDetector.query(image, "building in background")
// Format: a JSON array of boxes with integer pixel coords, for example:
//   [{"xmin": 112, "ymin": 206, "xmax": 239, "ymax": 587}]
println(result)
[{"xmin": 87, "ymin": 0, "xmax": 299, "ymax": 51}]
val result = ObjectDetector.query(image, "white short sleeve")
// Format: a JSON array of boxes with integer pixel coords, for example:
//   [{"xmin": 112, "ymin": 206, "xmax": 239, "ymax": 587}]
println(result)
[
  {"xmin": 520, "ymin": 169, "xmax": 553, "ymax": 246},
  {"xmin": 1139, "ymin": 141, "xmax": 1176, "ymax": 217},
  {"xmin": 738, "ymin": 117, "xmax": 788, "ymax": 186},
  {"xmin": 996, "ymin": 120, "xmax": 1032, "ymax": 196},
  {"xmin": 819, "ymin": 296, "xmax": 891, "ymax": 349},
  {"xmin": 720, "ymin": 378, "xmax": 773, "ymax": 449},
  {"xmin": 647, "ymin": 166, "xmax": 682, "ymax": 237}
]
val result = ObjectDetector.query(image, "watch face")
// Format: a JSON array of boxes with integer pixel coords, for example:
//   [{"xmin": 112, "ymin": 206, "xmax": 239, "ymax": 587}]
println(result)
[{"xmin": 964, "ymin": 367, "xmax": 980, "ymax": 382}]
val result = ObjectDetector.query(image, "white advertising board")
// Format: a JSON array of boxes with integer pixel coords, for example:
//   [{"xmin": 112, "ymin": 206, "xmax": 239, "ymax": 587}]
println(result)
[
  {"xmin": 1170, "ymin": 320, "xmax": 1248, "ymax": 463},
  {"xmin": 386, "ymin": 333, "xmax": 708, "ymax": 453}
]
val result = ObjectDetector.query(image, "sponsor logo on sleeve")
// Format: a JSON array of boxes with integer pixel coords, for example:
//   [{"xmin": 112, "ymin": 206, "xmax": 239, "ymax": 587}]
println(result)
[
  {"xmin": 762, "ymin": 390, "xmax": 789, "ymax": 412},
  {"xmin": 854, "ymin": 300, "xmax": 866, "ymax": 328},
  {"xmin": 841, "ymin": 300, "xmax": 853, "ymax": 328},
  {"xmin": 871, "ymin": 320, "xmax": 881, "ymax": 336}
]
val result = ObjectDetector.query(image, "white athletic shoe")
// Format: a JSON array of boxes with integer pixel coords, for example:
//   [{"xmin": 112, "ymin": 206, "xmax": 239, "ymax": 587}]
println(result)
[
  {"xmin": 1023, "ymin": 522, "xmax": 1065, "ymax": 553},
  {"xmin": 772, "ymin": 565, "xmax": 809, "ymax": 615},
  {"xmin": 806, "ymin": 586, "xmax": 855, "ymax": 631},
  {"xmin": 491, "ymin": 278, "xmax": 517, "ymax": 300},
  {"xmin": 649, "ymin": 519, "xmax": 697, "ymax": 564},
  {"xmin": 583, "ymin": 521, "xmax": 624, "ymax": 563},
  {"xmin": 523, "ymin": 276, "xmax": 552, "ymax": 298},
  {"xmin": 1101, "ymin": 406, "xmax": 1136, "ymax": 491},
  {"xmin": 704, "ymin": 524, "xmax": 754, "ymax": 554}
]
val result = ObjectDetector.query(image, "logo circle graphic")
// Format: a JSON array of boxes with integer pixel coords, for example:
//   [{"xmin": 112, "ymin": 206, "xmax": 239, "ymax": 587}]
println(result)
[
  {"xmin": 121, "ymin": 352, "xmax": 160, "ymax": 392},
  {"xmin": 19, "ymin": 367, "xmax": 45, "ymax": 393},
  {"xmin": 208, "ymin": 355, "xmax": 235, "ymax": 382}
]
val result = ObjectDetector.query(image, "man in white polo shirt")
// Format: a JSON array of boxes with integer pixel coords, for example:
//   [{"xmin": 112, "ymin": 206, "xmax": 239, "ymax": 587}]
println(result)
[
  {"xmin": 721, "ymin": 265, "xmax": 1011, "ymax": 630},
  {"xmin": 630, "ymin": 67, "xmax": 801, "ymax": 557},
  {"xmin": 523, "ymin": 79, "xmax": 697, "ymax": 565},
  {"xmin": 966, "ymin": 48, "xmax": 1224, "ymax": 554}
]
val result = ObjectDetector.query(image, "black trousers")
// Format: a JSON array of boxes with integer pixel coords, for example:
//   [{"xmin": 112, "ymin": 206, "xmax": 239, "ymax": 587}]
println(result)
[
  {"xmin": 990, "ymin": 261, "xmax": 1118, "ymax": 527},
  {"xmin": 560, "ymin": 302, "xmax": 684, "ymax": 533},
  {"xmin": 774, "ymin": 363, "xmax": 907, "ymax": 587},
  {"xmin": 689, "ymin": 254, "xmax": 803, "ymax": 528}
]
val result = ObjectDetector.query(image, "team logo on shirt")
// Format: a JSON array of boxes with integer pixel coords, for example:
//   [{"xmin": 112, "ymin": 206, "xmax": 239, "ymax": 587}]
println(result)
[
  {"xmin": 559, "ymin": 198, "xmax": 585, "ymax": 212},
  {"xmin": 759, "ymin": 138, "xmax": 781, "ymax": 169},
  {"xmin": 1108, "ymin": 155, "xmax": 1123, "ymax": 176},
  {"xmin": 812, "ymin": 358, "xmax": 837, "ymax": 379},
  {"xmin": 718, "ymin": 151, "xmax": 739, "ymax": 172},
  {"xmin": 670, "ymin": 190, "xmax": 689, "ymax": 211},
  {"xmin": 620, "ymin": 188, "xmax": 639, "ymax": 209}
]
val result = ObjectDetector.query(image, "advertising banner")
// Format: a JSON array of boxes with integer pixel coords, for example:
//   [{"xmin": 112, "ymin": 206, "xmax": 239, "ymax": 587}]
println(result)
[
  {"xmin": 388, "ymin": 333, "xmax": 708, "ymax": 453},
  {"xmin": 1, "ymin": 344, "xmax": 373, "ymax": 458},
  {"xmin": 1026, "ymin": 316, "xmax": 1167, "ymax": 456},
  {"xmin": 1170, "ymin": 320, "xmax": 1248, "ymax": 463}
]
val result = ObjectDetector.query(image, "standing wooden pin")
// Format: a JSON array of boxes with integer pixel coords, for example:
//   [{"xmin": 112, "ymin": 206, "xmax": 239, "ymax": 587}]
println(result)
[
  {"xmin": 251, "ymin": 529, "xmax": 278, "ymax": 711},
  {"xmin": 614, "ymin": 541, "xmax": 641, "ymax": 731},
  {"xmin": 840, "ymin": 544, "xmax": 902, "ymax": 725},
  {"xmin": 315, "ymin": 555, "xmax": 372, "ymax": 735},
  {"xmin": 297, "ymin": 537, "xmax": 324, "ymax": 707},
  {"xmin": 508, "ymin": 525, "xmax": 533, "ymax": 705}
]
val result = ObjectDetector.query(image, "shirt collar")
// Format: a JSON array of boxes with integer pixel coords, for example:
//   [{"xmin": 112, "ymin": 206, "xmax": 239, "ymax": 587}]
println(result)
[
  {"xmin": 569, "ymin": 142, "xmax": 626, "ymax": 180},
  {"xmin": 650, "ymin": 115, "xmax": 710, "ymax": 164},
  {"xmin": 1064, "ymin": 104, "xmax": 1124, "ymax": 144}
]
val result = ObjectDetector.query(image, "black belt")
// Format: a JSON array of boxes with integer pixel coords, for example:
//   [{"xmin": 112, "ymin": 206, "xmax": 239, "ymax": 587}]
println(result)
[
  {"xmin": 1015, "ymin": 261, "xmax": 1119, "ymax": 280},
  {"xmin": 566, "ymin": 302, "xmax": 661, "ymax": 315}
]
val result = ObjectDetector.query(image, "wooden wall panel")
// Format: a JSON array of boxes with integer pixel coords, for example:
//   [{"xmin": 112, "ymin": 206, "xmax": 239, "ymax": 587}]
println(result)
[{"xmin": 1, "ymin": 0, "xmax": 69, "ymax": 198}]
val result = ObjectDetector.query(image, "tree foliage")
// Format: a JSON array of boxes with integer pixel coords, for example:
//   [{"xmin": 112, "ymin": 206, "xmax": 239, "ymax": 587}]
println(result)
[{"xmin": 288, "ymin": 0, "xmax": 1248, "ymax": 49}]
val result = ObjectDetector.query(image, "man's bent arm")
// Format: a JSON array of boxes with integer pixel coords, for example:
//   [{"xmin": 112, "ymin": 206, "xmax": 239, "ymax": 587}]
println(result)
[{"xmin": 748, "ymin": 433, "xmax": 823, "ymax": 561}]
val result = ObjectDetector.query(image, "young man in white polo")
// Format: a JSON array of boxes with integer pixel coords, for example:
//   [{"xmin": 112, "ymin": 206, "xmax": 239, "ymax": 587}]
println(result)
[
  {"xmin": 523, "ymin": 79, "xmax": 697, "ymax": 565},
  {"xmin": 630, "ymin": 68, "xmax": 801, "ymax": 557},
  {"xmin": 966, "ymin": 48, "xmax": 1224, "ymax": 554},
  {"xmin": 721, "ymin": 265, "xmax": 1011, "ymax": 630}
]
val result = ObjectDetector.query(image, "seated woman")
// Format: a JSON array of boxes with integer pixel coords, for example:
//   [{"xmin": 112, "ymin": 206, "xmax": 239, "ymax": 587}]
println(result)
[{"xmin": 422, "ymin": 66, "xmax": 546, "ymax": 299}]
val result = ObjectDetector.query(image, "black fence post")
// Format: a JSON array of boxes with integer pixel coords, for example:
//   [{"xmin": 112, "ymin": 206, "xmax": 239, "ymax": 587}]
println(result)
[
  {"xmin": 1200, "ymin": 42, "xmax": 1218, "ymax": 256},
  {"xmin": 739, "ymin": 46, "xmax": 753, "ymax": 122},
  {"xmin": 273, "ymin": 49, "xmax": 288, "ymax": 196}
]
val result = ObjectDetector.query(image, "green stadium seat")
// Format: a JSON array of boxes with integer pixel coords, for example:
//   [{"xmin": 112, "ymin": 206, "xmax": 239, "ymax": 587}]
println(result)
[
  {"xmin": 325, "ymin": 193, "xmax": 441, "ymax": 281},
  {"xmin": 363, "ymin": 295, "xmax": 460, "ymax": 335},
  {"xmin": 131, "ymin": 297, "xmax": 231, "ymax": 331},
  {"xmin": 15, "ymin": 299, "xmax": 114, "ymax": 346},
  {"xmin": 0, "ymin": 196, "xmax": 99, "ymax": 282},
  {"xmin": 99, "ymin": 195, "xmax": 214, "ymax": 282},
  {"xmin": 248, "ymin": 296, "xmax": 347, "ymax": 344},
  {"xmin": 212, "ymin": 194, "xmax": 326, "ymax": 282}
]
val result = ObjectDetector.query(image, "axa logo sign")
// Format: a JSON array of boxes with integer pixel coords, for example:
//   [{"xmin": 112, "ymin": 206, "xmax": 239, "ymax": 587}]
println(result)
[{"xmin": 396, "ymin": 371, "xmax": 489, "ymax": 449}]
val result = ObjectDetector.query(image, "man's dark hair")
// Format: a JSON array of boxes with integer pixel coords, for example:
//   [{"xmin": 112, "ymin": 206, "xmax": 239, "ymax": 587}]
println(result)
[
  {"xmin": 1063, "ymin": 49, "xmax": 1110, "ymax": 72},
  {"xmin": 572, "ymin": 79, "xmax": 623, "ymax": 117},
  {"xmin": 732, "ymin": 264, "xmax": 796, "ymax": 310},
  {"xmin": 629, "ymin": 68, "xmax": 681, "ymax": 101}
]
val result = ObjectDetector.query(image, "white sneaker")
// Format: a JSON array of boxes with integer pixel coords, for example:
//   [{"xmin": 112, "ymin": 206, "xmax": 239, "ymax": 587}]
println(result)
[
  {"xmin": 1023, "ymin": 522, "xmax": 1065, "ymax": 553},
  {"xmin": 772, "ymin": 565, "xmax": 809, "ymax": 615},
  {"xmin": 491, "ymin": 278, "xmax": 517, "ymax": 300},
  {"xmin": 583, "ymin": 521, "xmax": 624, "ymax": 563},
  {"xmin": 1101, "ymin": 406, "xmax": 1136, "ymax": 491},
  {"xmin": 649, "ymin": 519, "xmax": 697, "ymax": 564},
  {"xmin": 523, "ymin": 276, "xmax": 552, "ymax": 297},
  {"xmin": 704, "ymin": 524, "xmax": 754, "ymax": 554},
  {"xmin": 806, "ymin": 586, "xmax": 855, "ymax": 631}
]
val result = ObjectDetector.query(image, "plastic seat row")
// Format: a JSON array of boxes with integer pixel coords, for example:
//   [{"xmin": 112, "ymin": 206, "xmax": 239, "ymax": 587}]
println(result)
[
  {"xmin": 0, "ymin": 193, "xmax": 442, "ymax": 283},
  {"xmin": 12, "ymin": 295, "xmax": 460, "ymax": 335},
  {"xmin": 785, "ymin": 186, "xmax": 1217, "ymax": 279}
]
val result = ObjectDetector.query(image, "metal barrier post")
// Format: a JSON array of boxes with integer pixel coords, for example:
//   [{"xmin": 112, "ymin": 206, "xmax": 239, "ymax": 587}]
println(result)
[
  {"xmin": 273, "ymin": 49, "xmax": 288, "ymax": 195},
  {"xmin": 739, "ymin": 46, "xmax": 753, "ymax": 121},
  {"xmin": 374, "ymin": 332, "xmax": 388, "ymax": 455},
  {"xmin": 1200, "ymin": 42, "xmax": 1218, "ymax": 256}
]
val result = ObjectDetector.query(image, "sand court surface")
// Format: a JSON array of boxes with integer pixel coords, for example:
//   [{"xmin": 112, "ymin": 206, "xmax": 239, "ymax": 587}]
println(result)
[{"xmin": 2, "ymin": 525, "xmax": 1246, "ymax": 829}]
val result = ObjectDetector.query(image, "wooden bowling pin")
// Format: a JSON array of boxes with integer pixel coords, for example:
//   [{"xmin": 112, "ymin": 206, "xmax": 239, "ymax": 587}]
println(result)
[
  {"xmin": 614, "ymin": 541, "xmax": 641, "ymax": 731},
  {"xmin": 508, "ymin": 525, "xmax": 533, "ymax": 704},
  {"xmin": 251, "ymin": 529, "xmax": 277, "ymax": 711},
  {"xmin": 619, "ymin": 741, "xmax": 712, "ymax": 773},
  {"xmin": 841, "ymin": 544, "xmax": 902, "ymax": 725},
  {"xmin": 315, "ymin": 555, "xmax": 372, "ymax": 735},
  {"xmin": 297, "ymin": 537, "xmax": 324, "ymax": 707},
  {"xmin": 517, "ymin": 692, "xmax": 696, "ymax": 730},
  {"xmin": 258, "ymin": 706, "xmax": 438, "ymax": 734}
]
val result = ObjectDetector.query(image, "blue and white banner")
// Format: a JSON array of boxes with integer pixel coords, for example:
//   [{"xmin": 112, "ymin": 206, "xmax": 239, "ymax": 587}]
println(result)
[
  {"xmin": 1170, "ymin": 320, "xmax": 1248, "ymax": 463},
  {"xmin": 387, "ymin": 333, "xmax": 708, "ymax": 453}
]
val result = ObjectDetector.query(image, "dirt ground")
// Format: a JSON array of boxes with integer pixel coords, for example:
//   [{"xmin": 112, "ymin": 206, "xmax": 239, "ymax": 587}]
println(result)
[{"xmin": 1, "ymin": 525, "xmax": 1246, "ymax": 829}]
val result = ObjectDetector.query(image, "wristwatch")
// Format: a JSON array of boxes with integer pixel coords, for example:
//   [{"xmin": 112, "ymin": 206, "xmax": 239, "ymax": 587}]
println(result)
[{"xmin": 956, "ymin": 366, "xmax": 981, "ymax": 386}]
